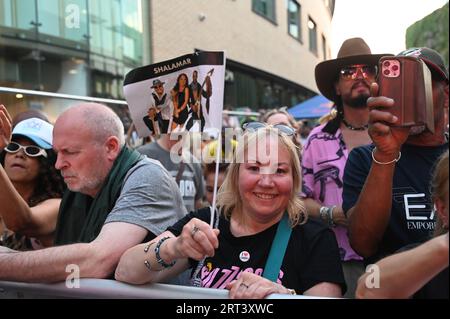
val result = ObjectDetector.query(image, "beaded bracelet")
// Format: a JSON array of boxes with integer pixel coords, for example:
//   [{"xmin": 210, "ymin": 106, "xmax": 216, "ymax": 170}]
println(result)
[
  {"xmin": 155, "ymin": 237, "xmax": 176, "ymax": 268},
  {"xmin": 371, "ymin": 147, "xmax": 402, "ymax": 165}
]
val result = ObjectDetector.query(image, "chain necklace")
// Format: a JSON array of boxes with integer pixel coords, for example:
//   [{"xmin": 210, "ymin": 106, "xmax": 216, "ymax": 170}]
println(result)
[{"xmin": 342, "ymin": 119, "xmax": 368, "ymax": 131}]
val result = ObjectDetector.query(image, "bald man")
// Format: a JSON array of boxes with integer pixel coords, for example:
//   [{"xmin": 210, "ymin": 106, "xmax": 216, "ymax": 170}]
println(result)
[{"xmin": 0, "ymin": 103, "xmax": 186, "ymax": 282}]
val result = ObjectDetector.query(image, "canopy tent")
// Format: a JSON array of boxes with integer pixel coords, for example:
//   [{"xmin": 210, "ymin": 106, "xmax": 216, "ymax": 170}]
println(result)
[{"xmin": 288, "ymin": 95, "xmax": 334, "ymax": 119}]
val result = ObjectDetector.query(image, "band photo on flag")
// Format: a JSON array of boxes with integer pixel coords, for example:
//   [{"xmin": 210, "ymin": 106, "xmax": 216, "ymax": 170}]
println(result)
[{"xmin": 123, "ymin": 51, "xmax": 226, "ymax": 138}]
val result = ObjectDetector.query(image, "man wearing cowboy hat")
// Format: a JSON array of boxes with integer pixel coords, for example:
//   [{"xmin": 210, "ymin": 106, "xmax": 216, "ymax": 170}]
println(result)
[
  {"xmin": 301, "ymin": 37, "xmax": 391, "ymax": 298},
  {"xmin": 143, "ymin": 79, "xmax": 173, "ymax": 136},
  {"xmin": 343, "ymin": 47, "xmax": 449, "ymax": 267}
]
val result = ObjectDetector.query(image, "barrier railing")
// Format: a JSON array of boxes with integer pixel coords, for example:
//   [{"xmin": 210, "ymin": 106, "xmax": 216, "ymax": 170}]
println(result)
[{"xmin": 0, "ymin": 279, "xmax": 319, "ymax": 299}]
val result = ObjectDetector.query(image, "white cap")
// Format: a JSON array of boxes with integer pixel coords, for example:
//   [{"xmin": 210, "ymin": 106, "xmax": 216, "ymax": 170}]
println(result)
[{"xmin": 12, "ymin": 118, "xmax": 53, "ymax": 149}]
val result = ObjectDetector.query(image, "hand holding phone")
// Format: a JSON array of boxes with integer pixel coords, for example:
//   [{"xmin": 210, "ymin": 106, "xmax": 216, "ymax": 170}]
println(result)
[{"xmin": 377, "ymin": 56, "xmax": 434, "ymax": 133}]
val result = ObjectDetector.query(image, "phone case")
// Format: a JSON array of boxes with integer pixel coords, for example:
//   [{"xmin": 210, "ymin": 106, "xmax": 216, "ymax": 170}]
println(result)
[{"xmin": 378, "ymin": 56, "xmax": 434, "ymax": 133}]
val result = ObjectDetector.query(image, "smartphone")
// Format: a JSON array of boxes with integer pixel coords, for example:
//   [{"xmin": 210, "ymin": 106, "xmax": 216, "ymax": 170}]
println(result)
[{"xmin": 378, "ymin": 56, "xmax": 434, "ymax": 133}]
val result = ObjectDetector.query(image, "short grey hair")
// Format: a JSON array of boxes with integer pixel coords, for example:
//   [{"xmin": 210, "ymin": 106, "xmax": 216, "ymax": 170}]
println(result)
[{"xmin": 65, "ymin": 103, "xmax": 125, "ymax": 146}]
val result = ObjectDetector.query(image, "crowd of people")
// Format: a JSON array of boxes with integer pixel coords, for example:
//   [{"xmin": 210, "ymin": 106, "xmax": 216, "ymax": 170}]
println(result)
[{"xmin": 0, "ymin": 37, "xmax": 448, "ymax": 299}]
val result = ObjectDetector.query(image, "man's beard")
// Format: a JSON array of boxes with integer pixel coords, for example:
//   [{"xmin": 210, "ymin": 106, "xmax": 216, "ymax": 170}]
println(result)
[
  {"xmin": 342, "ymin": 80, "xmax": 371, "ymax": 109},
  {"xmin": 345, "ymin": 94, "xmax": 369, "ymax": 109}
]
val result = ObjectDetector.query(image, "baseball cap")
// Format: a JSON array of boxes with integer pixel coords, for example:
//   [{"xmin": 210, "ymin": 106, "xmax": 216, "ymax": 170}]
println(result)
[
  {"xmin": 12, "ymin": 118, "xmax": 53, "ymax": 149},
  {"xmin": 398, "ymin": 47, "xmax": 449, "ymax": 83}
]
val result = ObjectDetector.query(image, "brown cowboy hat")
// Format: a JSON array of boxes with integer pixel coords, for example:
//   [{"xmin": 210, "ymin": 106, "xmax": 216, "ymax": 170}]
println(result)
[{"xmin": 315, "ymin": 37, "xmax": 392, "ymax": 102}]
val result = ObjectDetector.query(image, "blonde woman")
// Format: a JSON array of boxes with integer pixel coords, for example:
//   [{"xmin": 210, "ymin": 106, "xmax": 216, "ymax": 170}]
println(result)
[{"xmin": 116, "ymin": 126, "xmax": 345, "ymax": 298}]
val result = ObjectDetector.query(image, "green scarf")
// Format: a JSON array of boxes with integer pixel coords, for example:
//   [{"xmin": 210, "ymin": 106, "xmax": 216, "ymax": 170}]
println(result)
[{"xmin": 54, "ymin": 147, "xmax": 143, "ymax": 245}]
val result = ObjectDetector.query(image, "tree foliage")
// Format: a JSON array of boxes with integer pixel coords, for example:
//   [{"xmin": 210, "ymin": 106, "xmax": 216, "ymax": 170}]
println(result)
[{"xmin": 406, "ymin": 2, "xmax": 449, "ymax": 66}]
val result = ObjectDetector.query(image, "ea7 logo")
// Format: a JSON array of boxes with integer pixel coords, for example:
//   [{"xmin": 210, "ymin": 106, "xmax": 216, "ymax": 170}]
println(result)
[{"xmin": 404, "ymin": 193, "xmax": 434, "ymax": 220}]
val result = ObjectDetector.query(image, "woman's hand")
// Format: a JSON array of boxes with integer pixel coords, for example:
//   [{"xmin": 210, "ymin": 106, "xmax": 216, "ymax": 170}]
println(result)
[
  {"xmin": 226, "ymin": 272, "xmax": 293, "ymax": 299},
  {"xmin": 0, "ymin": 105, "xmax": 12, "ymax": 150},
  {"xmin": 367, "ymin": 83, "xmax": 410, "ymax": 160},
  {"xmin": 172, "ymin": 218, "xmax": 220, "ymax": 261}
]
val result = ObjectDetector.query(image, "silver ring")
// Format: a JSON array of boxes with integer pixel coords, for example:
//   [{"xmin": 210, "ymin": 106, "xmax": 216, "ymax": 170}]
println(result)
[
  {"xmin": 240, "ymin": 282, "xmax": 249, "ymax": 289},
  {"xmin": 191, "ymin": 225, "xmax": 200, "ymax": 238}
]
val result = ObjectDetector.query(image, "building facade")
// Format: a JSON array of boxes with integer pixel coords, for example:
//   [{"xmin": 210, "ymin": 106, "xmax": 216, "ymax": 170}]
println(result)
[
  {"xmin": 149, "ymin": 0, "xmax": 334, "ymax": 110},
  {"xmin": 0, "ymin": 0, "xmax": 334, "ymax": 119},
  {"xmin": 0, "ymin": 0, "xmax": 149, "ymax": 122}
]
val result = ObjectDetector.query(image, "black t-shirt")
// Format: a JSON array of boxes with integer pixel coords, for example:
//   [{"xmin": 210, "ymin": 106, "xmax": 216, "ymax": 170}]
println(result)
[
  {"xmin": 397, "ymin": 242, "xmax": 449, "ymax": 299},
  {"xmin": 167, "ymin": 207, "xmax": 346, "ymax": 295},
  {"xmin": 414, "ymin": 267, "xmax": 449, "ymax": 299},
  {"xmin": 343, "ymin": 143, "xmax": 448, "ymax": 264}
]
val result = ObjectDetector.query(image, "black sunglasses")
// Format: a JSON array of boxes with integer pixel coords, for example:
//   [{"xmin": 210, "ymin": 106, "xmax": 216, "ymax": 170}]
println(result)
[
  {"xmin": 5, "ymin": 141, "xmax": 48, "ymax": 158},
  {"xmin": 242, "ymin": 121, "xmax": 295, "ymax": 136}
]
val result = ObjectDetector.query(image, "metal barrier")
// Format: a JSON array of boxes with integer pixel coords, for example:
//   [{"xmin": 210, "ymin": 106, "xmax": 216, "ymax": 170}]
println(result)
[{"xmin": 0, "ymin": 279, "xmax": 319, "ymax": 299}]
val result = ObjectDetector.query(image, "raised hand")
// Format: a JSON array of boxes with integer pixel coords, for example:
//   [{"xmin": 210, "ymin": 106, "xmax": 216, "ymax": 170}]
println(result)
[
  {"xmin": 172, "ymin": 218, "xmax": 220, "ymax": 261},
  {"xmin": 0, "ymin": 105, "xmax": 13, "ymax": 150},
  {"xmin": 367, "ymin": 83, "xmax": 410, "ymax": 160}
]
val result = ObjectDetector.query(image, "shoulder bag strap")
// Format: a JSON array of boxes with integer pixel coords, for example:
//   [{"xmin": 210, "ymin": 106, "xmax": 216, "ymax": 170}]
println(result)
[{"xmin": 262, "ymin": 213, "xmax": 292, "ymax": 283}]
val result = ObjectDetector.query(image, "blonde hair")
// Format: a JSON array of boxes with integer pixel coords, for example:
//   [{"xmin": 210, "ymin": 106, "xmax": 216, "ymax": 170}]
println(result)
[
  {"xmin": 261, "ymin": 107, "xmax": 299, "ymax": 129},
  {"xmin": 261, "ymin": 107, "xmax": 303, "ymax": 155},
  {"xmin": 432, "ymin": 150, "xmax": 449, "ymax": 236},
  {"xmin": 216, "ymin": 127, "xmax": 306, "ymax": 227}
]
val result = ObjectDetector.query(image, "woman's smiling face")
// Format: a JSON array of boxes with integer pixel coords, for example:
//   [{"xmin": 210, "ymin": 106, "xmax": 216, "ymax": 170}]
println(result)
[{"xmin": 238, "ymin": 136, "xmax": 293, "ymax": 222}]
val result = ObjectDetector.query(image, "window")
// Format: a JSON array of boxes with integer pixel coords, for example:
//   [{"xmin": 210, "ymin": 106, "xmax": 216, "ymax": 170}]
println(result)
[
  {"xmin": 252, "ymin": 0, "xmax": 276, "ymax": 23},
  {"xmin": 121, "ymin": 0, "xmax": 144, "ymax": 62},
  {"xmin": 322, "ymin": 34, "xmax": 327, "ymax": 59},
  {"xmin": 38, "ymin": 0, "xmax": 62, "ymax": 38},
  {"xmin": 62, "ymin": 0, "xmax": 88, "ymax": 43},
  {"xmin": 287, "ymin": 0, "xmax": 301, "ymax": 41},
  {"xmin": 0, "ymin": 0, "xmax": 14, "ymax": 27},
  {"xmin": 308, "ymin": 17, "xmax": 317, "ymax": 55},
  {"xmin": 16, "ymin": 0, "xmax": 37, "ymax": 31},
  {"xmin": 89, "ymin": 0, "xmax": 118, "ymax": 57}
]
